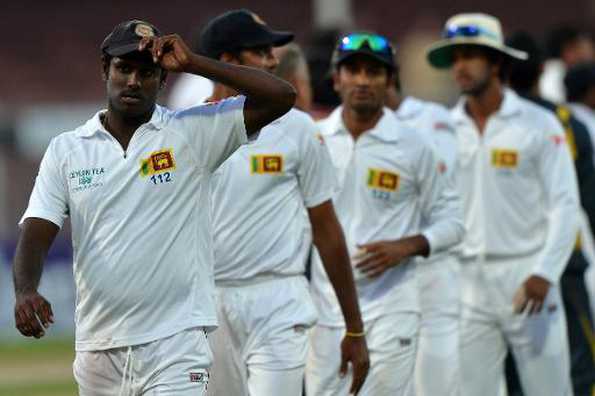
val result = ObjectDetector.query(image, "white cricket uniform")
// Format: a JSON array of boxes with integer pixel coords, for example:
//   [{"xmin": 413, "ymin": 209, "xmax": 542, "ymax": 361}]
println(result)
[
  {"xmin": 568, "ymin": 102, "xmax": 595, "ymax": 164},
  {"xmin": 208, "ymin": 109, "xmax": 337, "ymax": 396},
  {"xmin": 21, "ymin": 97, "xmax": 247, "ymax": 395},
  {"xmin": 306, "ymin": 107, "xmax": 464, "ymax": 396},
  {"xmin": 452, "ymin": 89, "xmax": 579, "ymax": 396},
  {"xmin": 168, "ymin": 73, "xmax": 214, "ymax": 110},
  {"xmin": 395, "ymin": 96, "xmax": 462, "ymax": 396}
]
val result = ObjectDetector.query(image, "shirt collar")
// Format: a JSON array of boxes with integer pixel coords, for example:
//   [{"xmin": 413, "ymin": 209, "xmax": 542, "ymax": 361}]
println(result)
[
  {"xmin": 77, "ymin": 104, "xmax": 166, "ymax": 138},
  {"xmin": 452, "ymin": 87, "xmax": 522, "ymax": 124},
  {"xmin": 322, "ymin": 106, "xmax": 400, "ymax": 143}
]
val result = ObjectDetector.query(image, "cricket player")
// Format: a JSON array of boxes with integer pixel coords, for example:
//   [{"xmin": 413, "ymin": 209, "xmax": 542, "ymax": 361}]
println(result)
[
  {"xmin": 427, "ymin": 13, "xmax": 580, "ymax": 396},
  {"xmin": 197, "ymin": 10, "xmax": 369, "ymax": 396},
  {"xmin": 386, "ymin": 62, "xmax": 461, "ymax": 396},
  {"xmin": 306, "ymin": 32, "xmax": 465, "ymax": 396},
  {"xmin": 12, "ymin": 19, "xmax": 295, "ymax": 395}
]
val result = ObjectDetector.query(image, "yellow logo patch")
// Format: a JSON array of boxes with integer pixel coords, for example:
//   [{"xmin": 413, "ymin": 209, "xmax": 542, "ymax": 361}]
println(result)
[
  {"xmin": 367, "ymin": 168, "xmax": 399, "ymax": 191},
  {"xmin": 251, "ymin": 155, "xmax": 283, "ymax": 174},
  {"xmin": 491, "ymin": 149, "xmax": 518, "ymax": 168},
  {"xmin": 140, "ymin": 149, "xmax": 176, "ymax": 177}
]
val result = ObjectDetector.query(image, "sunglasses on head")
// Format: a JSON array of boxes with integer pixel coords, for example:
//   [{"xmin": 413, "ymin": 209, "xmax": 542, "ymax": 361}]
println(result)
[
  {"xmin": 338, "ymin": 33, "xmax": 393, "ymax": 54},
  {"xmin": 443, "ymin": 25, "xmax": 498, "ymax": 40}
]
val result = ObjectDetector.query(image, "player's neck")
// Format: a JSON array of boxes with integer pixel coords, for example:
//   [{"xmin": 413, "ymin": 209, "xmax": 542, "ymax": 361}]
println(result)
[
  {"xmin": 103, "ymin": 107, "xmax": 153, "ymax": 150},
  {"xmin": 465, "ymin": 80, "xmax": 504, "ymax": 133},
  {"xmin": 342, "ymin": 105, "xmax": 383, "ymax": 141},
  {"xmin": 209, "ymin": 83, "xmax": 239, "ymax": 102}
]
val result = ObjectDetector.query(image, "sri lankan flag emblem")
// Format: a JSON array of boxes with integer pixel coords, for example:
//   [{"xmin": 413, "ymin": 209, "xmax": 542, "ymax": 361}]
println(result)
[
  {"xmin": 367, "ymin": 168, "xmax": 399, "ymax": 191},
  {"xmin": 251, "ymin": 154, "xmax": 283, "ymax": 174},
  {"xmin": 140, "ymin": 148, "xmax": 176, "ymax": 177},
  {"xmin": 491, "ymin": 149, "xmax": 518, "ymax": 168}
]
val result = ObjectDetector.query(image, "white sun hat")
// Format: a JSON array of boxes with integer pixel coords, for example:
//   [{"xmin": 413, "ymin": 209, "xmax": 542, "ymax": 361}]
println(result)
[{"xmin": 427, "ymin": 13, "xmax": 528, "ymax": 68}]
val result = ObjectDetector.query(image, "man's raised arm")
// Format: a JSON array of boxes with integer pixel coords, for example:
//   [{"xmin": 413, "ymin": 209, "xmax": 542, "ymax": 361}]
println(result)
[{"xmin": 140, "ymin": 35, "xmax": 296, "ymax": 135}]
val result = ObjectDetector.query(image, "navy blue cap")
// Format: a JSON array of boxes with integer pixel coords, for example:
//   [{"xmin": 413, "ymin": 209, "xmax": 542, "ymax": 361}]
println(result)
[
  {"xmin": 101, "ymin": 20, "xmax": 162, "ymax": 56},
  {"xmin": 199, "ymin": 9, "xmax": 294, "ymax": 59}
]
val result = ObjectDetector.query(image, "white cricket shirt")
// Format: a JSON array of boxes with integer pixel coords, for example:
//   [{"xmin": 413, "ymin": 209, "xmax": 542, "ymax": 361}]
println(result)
[
  {"xmin": 568, "ymin": 102, "xmax": 595, "ymax": 165},
  {"xmin": 452, "ymin": 89, "xmax": 580, "ymax": 283},
  {"xmin": 21, "ymin": 97, "xmax": 247, "ymax": 351},
  {"xmin": 211, "ymin": 109, "xmax": 337, "ymax": 282},
  {"xmin": 395, "ymin": 96, "xmax": 461, "ymax": 274},
  {"xmin": 310, "ymin": 107, "xmax": 464, "ymax": 326}
]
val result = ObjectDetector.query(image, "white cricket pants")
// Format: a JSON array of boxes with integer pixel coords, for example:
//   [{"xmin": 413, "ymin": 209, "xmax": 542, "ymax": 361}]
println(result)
[
  {"xmin": 207, "ymin": 275, "xmax": 317, "ymax": 396},
  {"xmin": 415, "ymin": 253, "xmax": 461, "ymax": 396},
  {"xmin": 459, "ymin": 254, "xmax": 573, "ymax": 396},
  {"xmin": 305, "ymin": 312, "xmax": 419, "ymax": 396},
  {"xmin": 73, "ymin": 327, "xmax": 211, "ymax": 396}
]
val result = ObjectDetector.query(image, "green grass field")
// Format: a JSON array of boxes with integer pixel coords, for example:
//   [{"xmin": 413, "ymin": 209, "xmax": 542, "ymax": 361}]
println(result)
[{"xmin": 0, "ymin": 337, "xmax": 77, "ymax": 396}]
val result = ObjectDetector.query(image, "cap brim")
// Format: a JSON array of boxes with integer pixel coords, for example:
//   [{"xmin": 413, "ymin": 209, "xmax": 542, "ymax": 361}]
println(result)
[
  {"xmin": 427, "ymin": 38, "xmax": 528, "ymax": 68},
  {"xmin": 104, "ymin": 42, "xmax": 143, "ymax": 57},
  {"xmin": 245, "ymin": 30, "xmax": 294, "ymax": 49},
  {"xmin": 335, "ymin": 49, "xmax": 395, "ymax": 70}
]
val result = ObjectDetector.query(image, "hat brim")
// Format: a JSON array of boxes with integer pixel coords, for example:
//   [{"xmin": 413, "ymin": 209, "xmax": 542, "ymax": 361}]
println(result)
[
  {"xmin": 334, "ymin": 49, "xmax": 395, "ymax": 70},
  {"xmin": 427, "ymin": 37, "xmax": 528, "ymax": 68},
  {"xmin": 245, "ymin": 30, "xmax": 294, "ymax": 49},
  {"xmin": 104, "ymin": 42, "xmax": 143, "ymax": 57}
]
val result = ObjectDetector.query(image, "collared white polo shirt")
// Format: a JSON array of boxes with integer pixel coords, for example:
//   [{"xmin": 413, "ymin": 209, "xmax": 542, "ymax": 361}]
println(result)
[
  {"xmin": 210, "ymin": 109, "xmax": 336, "ymax": 282},
  {"xmin": 21, "ymin": 97, "xmax": 247, "ymax": 351},
  {"xmin": 310, "ymin": 107, "xmax": 464, "ymax": 326},
  {"xmin": 452, "ymin": 89, "xmax": 580, "ymax": 283},
  {"xmin": 395, "ymin": 96, "xmax": 458, "ymax": 180}
]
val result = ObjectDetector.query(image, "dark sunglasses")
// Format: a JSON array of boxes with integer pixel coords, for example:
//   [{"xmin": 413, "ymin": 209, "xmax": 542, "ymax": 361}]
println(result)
[{"xmin": 443, "ymin": 25, "xmax": 498, "ymax": 40}]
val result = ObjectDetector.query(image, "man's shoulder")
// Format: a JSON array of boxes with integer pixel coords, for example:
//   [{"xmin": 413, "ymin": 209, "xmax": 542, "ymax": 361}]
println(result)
[
  {"xmin": 514, "ymin": 96, "xmax": 564, "ymax": 135},
  {"xmin": 418, "ymin": 98, "xmax": 452, "ymax": 120},
  {"xmin": 169, "ymin": 96, "xmax": 245, "ymax": 121}
]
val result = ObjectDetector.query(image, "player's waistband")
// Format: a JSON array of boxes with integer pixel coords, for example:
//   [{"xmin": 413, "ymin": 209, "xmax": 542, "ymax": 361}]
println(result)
[{"xmin": 215, "ymin": 273, "xmax": 304, "ymax": 288}]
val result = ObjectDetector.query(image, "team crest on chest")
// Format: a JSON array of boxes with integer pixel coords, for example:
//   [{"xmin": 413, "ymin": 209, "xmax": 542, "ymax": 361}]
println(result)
[
  {"xmin": 140, "ymin": 148, "xmax": 176, "ymax": 177},
  {"xmin": 367, "ymin": 168, "xmax": 399, "ymax": 191},
  {"xmin": 251, "ymin": 154, "xmax": 284, "ymax": 174},
  {"xmin": 491, "ymin": 149, "xmax": 519, "ymax": 168}
]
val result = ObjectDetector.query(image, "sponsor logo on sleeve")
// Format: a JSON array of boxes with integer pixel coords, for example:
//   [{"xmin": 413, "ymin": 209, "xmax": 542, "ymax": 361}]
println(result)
[
  {"xmin": 314, "ymin": 133, "xmax": 326, "ymax": 145},
  {"xmin": 433, "ymin": 122, "xmax": 454, "ymax": 132},
  {"xmin": 140, "ymin": 149, "xmax": 176, "ymax": 177},
  {"xmin": 491, "ymin": 149, "xmax": 518, "ymax": 169},
  {"xmin": 189, "ymin": 371, "xmax": 208, "ymax": 384},
  {"xmin": 250, "ymin": 154, "xmax": 284, "ymax": 174},
  {"xmin": 367, "ymin": 168, "xmax": 399, "ymax": 192}
]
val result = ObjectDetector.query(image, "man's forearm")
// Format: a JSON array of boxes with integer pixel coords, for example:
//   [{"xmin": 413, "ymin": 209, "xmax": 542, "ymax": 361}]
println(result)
[
  {"xmin": 401, "ymin": 234, "xmax": 430, "ymax": 258},
  {"xmin": 183, "ymin": 53, "xmax": 295, "ymax": 110},
  {"xmin": 315, "ymin": 233, "xmax": 364, "ymax": 333},
  {"xmin": 13, "ymin": 237, "xmax": 45, "ymax": 294},
  {"xmin": 13, "ymin": 219, "xmax": 58, "ymax": 294}
]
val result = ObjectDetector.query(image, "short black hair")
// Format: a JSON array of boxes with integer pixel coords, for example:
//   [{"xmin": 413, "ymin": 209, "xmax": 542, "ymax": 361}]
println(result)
[
  {"xmin": 506, "ymin": 31, "xmax": 543, "ymax": 94},
  {"xmin": 545, "ymin": 25, "xmax": 589, "ymax": 58},
  {"xmin": 565, "ymin": 61, "xmax": 595, "ymax": 102}
]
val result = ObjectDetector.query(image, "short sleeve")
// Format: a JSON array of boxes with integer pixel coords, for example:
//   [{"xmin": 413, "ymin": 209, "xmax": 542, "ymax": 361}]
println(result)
[
  {"xmin": 297, "ymin": 116, "xmax": 337, "ymax": 208},
  {"xmin": 20, "ymin": 139, "xmax": 69, "ymax": 228},
  {"xmin": 173, "ymin": 95, "xmax": 247, "ymax": 172}
]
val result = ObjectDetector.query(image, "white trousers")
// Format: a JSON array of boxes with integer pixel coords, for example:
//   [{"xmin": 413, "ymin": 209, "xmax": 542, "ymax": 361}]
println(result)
[
  {"xmin": 415, "ymin": 254, "xmax": 461, "ymax": 396},
  {"xmin": 207, "ymin": 276, "xmax": 317, "ymax": 396},
  {"xmin": 306, "ymin": 312, "xmax": 419, "ymax": 396},
  {"xmin": 74, "ymin": 328, "xmax": 211, "ymax": 396},
  {"xmin": 459, "ymin": 255, "xmax": 573, "ymax": 396}
]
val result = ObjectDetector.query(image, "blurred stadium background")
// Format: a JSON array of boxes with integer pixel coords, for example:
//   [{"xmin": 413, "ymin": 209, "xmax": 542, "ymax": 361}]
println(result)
[{"xmin": 1, "ymin": 0, "xmax": 593, "ymax": 394}]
